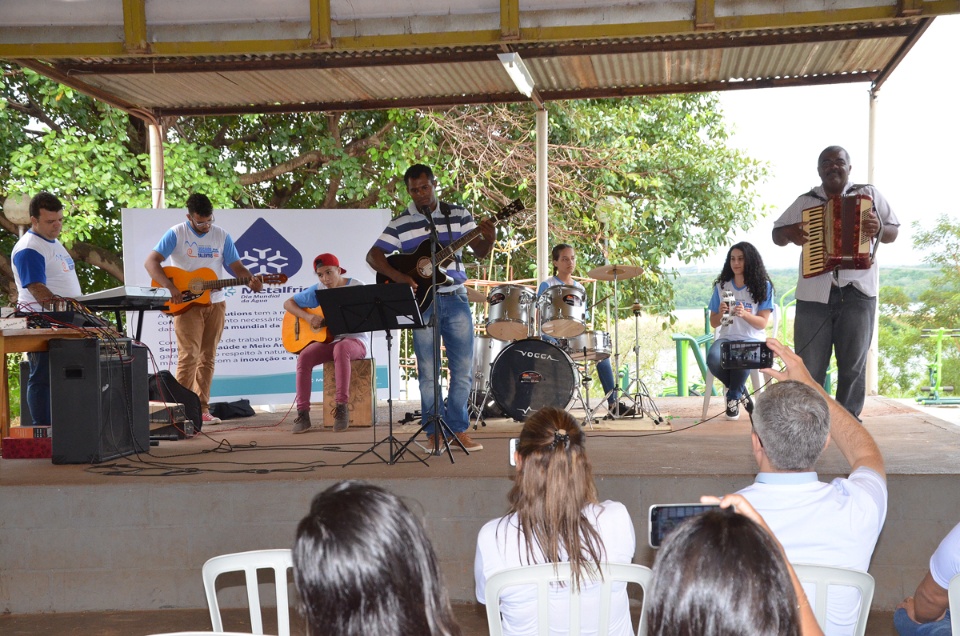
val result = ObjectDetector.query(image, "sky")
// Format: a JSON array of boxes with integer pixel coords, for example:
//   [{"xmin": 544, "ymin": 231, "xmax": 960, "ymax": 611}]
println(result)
[{"xmin": 678, "ymin": 13, "xmax": 960, "ymax": 272}]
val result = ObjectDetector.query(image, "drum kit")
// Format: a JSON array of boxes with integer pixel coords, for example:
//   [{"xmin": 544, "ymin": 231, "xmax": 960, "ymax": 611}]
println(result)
[{"xmin": 467, "ymin": 263, "xmax": 662, "ymax": 426}]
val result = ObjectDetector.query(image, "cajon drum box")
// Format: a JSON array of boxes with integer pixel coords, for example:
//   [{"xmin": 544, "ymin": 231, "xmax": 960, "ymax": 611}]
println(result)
[{"xmin": 322, "ymin": 358, "xmax": 375, "ymax": 428}]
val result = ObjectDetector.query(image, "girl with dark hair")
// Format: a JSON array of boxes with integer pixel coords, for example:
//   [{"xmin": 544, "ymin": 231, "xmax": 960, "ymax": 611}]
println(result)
[
  {"xmin": 474, "ymin": 407, "xmax": 636, "ymax": 635},
  {"xmin": 706, "ymin": 241, "xmax": 774, "ymax": 420},
  {"xmin": 537, "ymin": 244, "xmax": 633, "ymax": 418},
  {"xmin": 647, "ymin": 493, "xmax": 822, "ymax": 636},
  {"xmin": 293, "ymin": 480, "xmax": 461, "ymax": 636}
]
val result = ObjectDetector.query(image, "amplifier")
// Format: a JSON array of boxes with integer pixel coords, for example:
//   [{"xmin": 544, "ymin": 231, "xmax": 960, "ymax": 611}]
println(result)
[{"xmin": 49, "ymin": 338, "xmax": 149, "ymax": 464}]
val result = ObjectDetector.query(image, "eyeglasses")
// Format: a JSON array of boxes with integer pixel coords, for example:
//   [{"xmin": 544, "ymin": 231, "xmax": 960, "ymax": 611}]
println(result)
[{"xmin": 191, "ymin": 215, "xmax": 215, "ymax": 227}]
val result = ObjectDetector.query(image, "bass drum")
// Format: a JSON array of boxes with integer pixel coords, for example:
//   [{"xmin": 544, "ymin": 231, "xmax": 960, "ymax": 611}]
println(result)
[{"xmin": 490, "ymin": 339, "xmax": 577, "ymax": 421}]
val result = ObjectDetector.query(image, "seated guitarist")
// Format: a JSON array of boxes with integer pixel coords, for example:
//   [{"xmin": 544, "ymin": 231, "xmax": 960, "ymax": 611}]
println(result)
[
  {"xmin": 144, "ymin": 193, "xmax": 263, "ymax": 425},
  {"xmin": 366, "ymin": 163, "xmax": 495, "ymax": 453},
  {"xmin": 282, "ymin": 253, "xmax": 369, "ymax": 434}
]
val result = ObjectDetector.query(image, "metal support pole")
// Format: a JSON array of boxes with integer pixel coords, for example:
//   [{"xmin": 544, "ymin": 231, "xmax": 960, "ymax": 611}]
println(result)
[
  {"xmin": 536, "ymin": 107, "xmax": 549, "ymax": 285},
  {"xmin": 866, "ymin": 87, "xmax": 880, "ymax": 396},
  {"xmin": 149, "ymin": 123, "xmax": 166, "ymax": 209}
]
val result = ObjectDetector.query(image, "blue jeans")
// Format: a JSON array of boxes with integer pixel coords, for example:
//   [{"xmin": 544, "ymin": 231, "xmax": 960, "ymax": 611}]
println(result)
[
  {"xmin": 413, "ymin": 289, "xmax": 474, "ymax": 434},
  {"xmin": 543, "ymin": 334, "xmax": 618, "ymax": 405},
  {"xmin": 795, "ymin": 285, "xmax": 876, "ymax": 418},
  {"xmin": 894, "ymin": 608, "xmax": 952, "ymax": 636},
  {"xmin": 26, "ymin": 351, "xmax": 51, "ymax": 426},
  {"xmin": 706, "ymin": 339, "xmax": 751, "ymax": 400}
]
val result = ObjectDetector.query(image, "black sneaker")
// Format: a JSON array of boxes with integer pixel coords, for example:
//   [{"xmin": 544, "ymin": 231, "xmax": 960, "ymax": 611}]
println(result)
[
  {"xmin": 725, "ymin": 399, "xmax": 740, "ymax": 420},
  {"xmin": 742, "ymin": 392, "xmax": 755, "ymax": 415}
]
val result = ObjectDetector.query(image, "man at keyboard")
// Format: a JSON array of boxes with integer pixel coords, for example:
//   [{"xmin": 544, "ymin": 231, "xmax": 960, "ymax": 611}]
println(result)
[
  {"xmin": 771, "ymin": 146, "xmax": 899, "ymax": 418},
  {"xmin": 11, "ymin": 192, "xmax": 83, "ymax": 427}
]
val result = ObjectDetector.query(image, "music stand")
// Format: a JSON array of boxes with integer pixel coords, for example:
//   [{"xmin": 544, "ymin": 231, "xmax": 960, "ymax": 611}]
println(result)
[{"xmin": 314, "ymin": 283, "xmax": 425, "ymax": 466}]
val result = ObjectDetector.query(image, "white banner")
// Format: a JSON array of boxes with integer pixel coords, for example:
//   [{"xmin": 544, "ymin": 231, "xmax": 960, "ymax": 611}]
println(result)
[{"xmin": 121, "ymin": 208, "xmax": 394, "ymax": 405}]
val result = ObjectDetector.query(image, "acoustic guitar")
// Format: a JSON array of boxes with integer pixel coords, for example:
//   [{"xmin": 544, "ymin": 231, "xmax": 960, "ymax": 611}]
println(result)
[
  {"xmin": 376, "ymin": 199, "xmax": 524, "ymax": 312},
  {"xmin": 154, "ymin": 266, "xmax": 287, "ymax": 315},
  {"xmin": 281, "ymin": 306, "xmax": 330, "ymax": 353}
]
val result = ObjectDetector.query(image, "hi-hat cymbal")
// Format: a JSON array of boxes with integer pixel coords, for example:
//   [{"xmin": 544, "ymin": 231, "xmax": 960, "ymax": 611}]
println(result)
[
  {"xmin": 465, "ymin": 287, "xmax": 487, "ymax": 303},
  {"xmin": 587, "ymin": 264, "xmax": 644, "ymax": 281}
]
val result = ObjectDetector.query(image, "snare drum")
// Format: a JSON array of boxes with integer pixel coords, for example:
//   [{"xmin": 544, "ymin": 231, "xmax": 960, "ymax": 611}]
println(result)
[
  {"xmin": 486, "ymin": 285, "xmax": 535, "ymax": 341},
  {"xmin": 489, "ymin": 338, "xmax": 577, "ymax": 421},
  {"xmin": 538, "ymin": 285, "xmax": 586, "ymax": 338},
  {"xmin": 560, "ymin": 330, "xmax": 611, "ymax": 362}
]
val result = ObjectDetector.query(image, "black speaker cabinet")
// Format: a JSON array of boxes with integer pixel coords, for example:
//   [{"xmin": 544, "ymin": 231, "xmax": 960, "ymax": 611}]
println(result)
[{"xmin": 49, "ymin": 338, "xmax": 149, "ymax": 464}]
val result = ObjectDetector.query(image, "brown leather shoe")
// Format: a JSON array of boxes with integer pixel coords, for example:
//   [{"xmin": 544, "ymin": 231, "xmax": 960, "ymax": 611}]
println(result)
[{"xmin": 455, "ymin": 432, "xmax": 483, "ymax": 451}]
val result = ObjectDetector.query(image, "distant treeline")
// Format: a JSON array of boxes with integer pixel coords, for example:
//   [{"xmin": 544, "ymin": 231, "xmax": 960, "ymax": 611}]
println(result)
[{"xmin": 672, "ymin": 266, "xmax": 937, "ymax": 310}]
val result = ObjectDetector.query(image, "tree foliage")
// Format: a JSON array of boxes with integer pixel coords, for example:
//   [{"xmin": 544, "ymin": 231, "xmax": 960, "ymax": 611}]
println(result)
[
  {"xmin": 876, "ymin": 215, "xmax": 960, "ymax": 397},
  {"xmin": 1, "ymin": 62, "xmax": 767, "ymax": 327}
]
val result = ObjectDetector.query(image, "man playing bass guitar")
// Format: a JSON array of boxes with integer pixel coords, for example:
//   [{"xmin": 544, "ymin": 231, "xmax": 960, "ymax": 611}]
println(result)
[
  {"xmin": 144, "ymin": 193, "xmax": 263, "ymax": 425},
  {"xmin": 366, "ymin": 164, "xmax": 495, "ymax": 452}
]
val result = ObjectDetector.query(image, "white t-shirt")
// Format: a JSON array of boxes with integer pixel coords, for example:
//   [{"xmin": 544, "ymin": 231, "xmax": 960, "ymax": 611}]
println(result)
[
  {"xmin": 707, "ymin": 280, "xmax": 774, "ymax": 341},
  {"xmin": 11, "ymin": 230, "xmax": 82, "ymax": 306},
  {"xmin": 152, "ymin": 223, "xmax": 239, "ymax": 304},
  {"xmin": 930, "ymin": 521, "xmax": 960, "ymax": 589},
  {"xmin": 474, "ymin": 500, "xmax": 636, "ymax": 636},
  {"xmin": 738, "ymin": 468, "xmax": 888, "ymax": 636}
]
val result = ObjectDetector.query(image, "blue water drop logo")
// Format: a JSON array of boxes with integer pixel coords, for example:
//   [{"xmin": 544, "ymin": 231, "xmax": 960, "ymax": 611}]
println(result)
[{"xmin": 234, "ymin": 218, "xmax": 302, "ymax": 277}]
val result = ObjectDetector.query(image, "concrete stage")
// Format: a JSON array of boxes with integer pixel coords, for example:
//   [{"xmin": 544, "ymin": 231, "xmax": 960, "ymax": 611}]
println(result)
[{"xmin": 1, "ymin": 395, "xmax": 958, "ymax": 622}]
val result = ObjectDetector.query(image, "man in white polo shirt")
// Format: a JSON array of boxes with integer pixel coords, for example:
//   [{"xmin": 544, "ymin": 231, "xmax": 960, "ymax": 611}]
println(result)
[{"xmin": 739, "ymin": 338, "xmax": 887, "ymax": 636}]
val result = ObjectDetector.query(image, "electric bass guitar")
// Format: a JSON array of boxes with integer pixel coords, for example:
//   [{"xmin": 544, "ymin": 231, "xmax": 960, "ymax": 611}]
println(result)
[
  {"xmin": 281, "ymin": 306, "xmax": 330, "ymax": 353},
  {"xmin": 376, "ymin": 199, "xmax": 524, "ymax": 311},
  {"xmin": 154, "ymin": 266, "xmax": 288, "ymax": 316}
]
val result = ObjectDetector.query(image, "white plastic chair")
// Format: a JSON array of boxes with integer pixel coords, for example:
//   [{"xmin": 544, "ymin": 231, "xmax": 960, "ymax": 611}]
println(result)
[
  {"xmin": 701, "ymin": 305, "xmax": 779, "ymax": 420},
  {"xmin": 201, "ymin": 549, "xmax": 294, "ymax": 636},
  {"xmin": 949, "ymin": 572, "xmax": 960, "ymax": 633},
  {"xmin": 484, "ymin": 562, "xmax": 654, "ymax": 636},
  {"xmin": 792, "ymin": 563, "xmax": 875, "ymax": 636}
]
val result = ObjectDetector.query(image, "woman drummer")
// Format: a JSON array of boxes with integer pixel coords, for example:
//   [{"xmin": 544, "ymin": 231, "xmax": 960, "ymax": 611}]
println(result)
[{"xmin": 537, "ymin": 244, "xmax": 633, "ymax": 417}]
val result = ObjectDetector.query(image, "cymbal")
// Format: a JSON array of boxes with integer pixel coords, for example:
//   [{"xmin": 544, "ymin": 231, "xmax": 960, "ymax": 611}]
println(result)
[
  {"xmin": 587, "ymin": 264, "xmax": 644, "ymax": 281},
  {"xmin": 465, "ymin": 287, "xmax": 487, "ymax": 303}
]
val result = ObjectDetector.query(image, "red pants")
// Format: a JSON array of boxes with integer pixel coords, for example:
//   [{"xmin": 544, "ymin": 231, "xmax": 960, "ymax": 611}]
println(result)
[{"xmin": 295, "ymin": 337, "xmax": 366, "ymax": 410}]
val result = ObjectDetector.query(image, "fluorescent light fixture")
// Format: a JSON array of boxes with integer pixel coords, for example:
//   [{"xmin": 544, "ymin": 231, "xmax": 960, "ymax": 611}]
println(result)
[{"xmin": 498, "ymin": 52, "xmax": 536, "ymax": 98}]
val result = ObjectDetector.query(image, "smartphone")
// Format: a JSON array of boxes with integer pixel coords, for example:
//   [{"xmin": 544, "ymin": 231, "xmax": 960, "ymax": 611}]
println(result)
[
  {"xmin": 720, "ymin": 341, "xmax": 774, "ymax": 370},
  {"xmin": 509, "ymin": 437, "xmax": 518, "ymax": 467},
  {"xmin": 648, "ymin": 503, "xmax": 720, "ymax": 548}
]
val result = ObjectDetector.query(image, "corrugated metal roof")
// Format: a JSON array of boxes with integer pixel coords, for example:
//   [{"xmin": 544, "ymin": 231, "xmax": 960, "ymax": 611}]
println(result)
[{"xmin": 3, "ymin": 8, "xmax": 951, "ymax": 118}]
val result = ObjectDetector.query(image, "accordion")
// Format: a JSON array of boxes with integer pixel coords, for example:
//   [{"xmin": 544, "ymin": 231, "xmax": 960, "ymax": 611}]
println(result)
[{"xmin": 801, "ymin": 193, "xmax": 879, "ymax": 278}]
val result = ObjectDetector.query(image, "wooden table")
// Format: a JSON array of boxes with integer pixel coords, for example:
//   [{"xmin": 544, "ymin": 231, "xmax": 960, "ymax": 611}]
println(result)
[{"xmin": 1, "ymin": 329, "xmax": 86, "ymax": 439}]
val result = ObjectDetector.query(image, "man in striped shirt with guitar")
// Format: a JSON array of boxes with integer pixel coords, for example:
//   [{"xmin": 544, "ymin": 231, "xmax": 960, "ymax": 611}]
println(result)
[{"xmin": 366, "ymin": 164, "xmax": 498, "ymax": 453}]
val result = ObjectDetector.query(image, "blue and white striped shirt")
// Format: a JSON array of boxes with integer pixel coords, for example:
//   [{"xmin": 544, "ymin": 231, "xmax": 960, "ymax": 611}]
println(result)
[{"xmin": 372, "ymin": 201, "xmax": 478, "ymax": 289}]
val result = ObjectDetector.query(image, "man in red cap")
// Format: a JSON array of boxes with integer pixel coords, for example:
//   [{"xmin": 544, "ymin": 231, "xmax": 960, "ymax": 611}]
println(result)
[{"xmin": 283, "ymin": 253, "xmax": 370, "ymax": 433}]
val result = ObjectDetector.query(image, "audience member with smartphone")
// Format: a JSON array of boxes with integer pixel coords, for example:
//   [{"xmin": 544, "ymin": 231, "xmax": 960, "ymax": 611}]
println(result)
[
  {"xmin": 705, "ymin": 241, "xmax": 775, "ymax": 420},
  {"xmin": 646, "ymin": 494, "xmax": 823, "ymax": 636}
]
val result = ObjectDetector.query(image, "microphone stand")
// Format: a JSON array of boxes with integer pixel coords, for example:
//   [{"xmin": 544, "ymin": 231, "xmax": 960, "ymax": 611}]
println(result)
[{"xmin": 395, "ymin": 204, "xmax": 466, "ymax": 463}]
